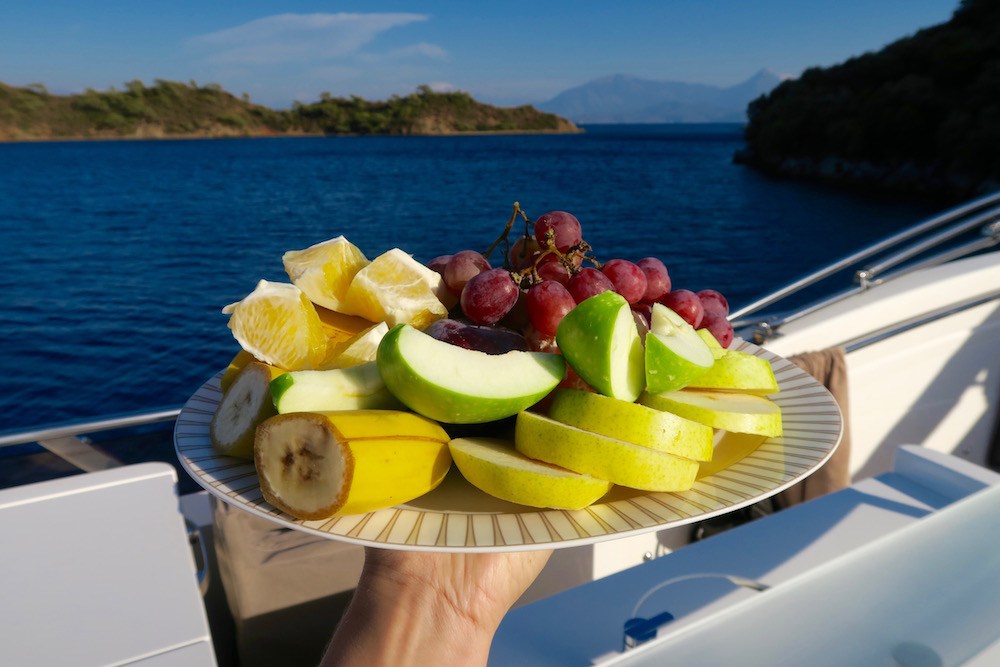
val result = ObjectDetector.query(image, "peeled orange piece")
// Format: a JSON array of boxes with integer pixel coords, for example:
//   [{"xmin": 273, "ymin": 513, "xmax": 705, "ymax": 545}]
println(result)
[
  {"xmin": 283, "ymin": 236, "xmax": 369, "ymax": 312},
  {"xmin": 222, "ymin": 280, "xmax": 328, "ymax": 371},
  {"xmin": 320, "ymin": 321, "xmax": 390, "ymax": 369},
  {"xmin": 341, "ymin": 248, "xmax": 450, "ymax": 329}
]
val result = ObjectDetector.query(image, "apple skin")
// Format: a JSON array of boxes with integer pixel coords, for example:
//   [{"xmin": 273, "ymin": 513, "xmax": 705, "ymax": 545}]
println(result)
[
  {"xmin": 644, "ymin": 303, "xmax": 715, "ymax": 394},
  {"xmin": 270, "ymin": 361, "xmax": 404, "ymax": 413},
  {"xmin": 639, "ymin": 389, "xmax": 783, "ymax": 437},
  {"xmin": 555, "ymin": 291, "xmax": 645, "ymax": 402},
  {"xmin": 377, "ymin": 323, "xmax": 565, "ymax": 424},
  {"xmin": 696, "ymin": 328, "xmax": 727, "ymax": 360},
  {"xmin": 449, "ymin": 437, "xmax": 612, "ymax": 510},
  {"xmin": 685, "ymin": 350, "xmax": 779, "ymax": 395},
  {"xmin": 548, "ymin": 388, "xmax": 714, "ymax": 461},
  {"xmin": 515, "ymin": 411, "xmax": 700, "ymax": 492}
]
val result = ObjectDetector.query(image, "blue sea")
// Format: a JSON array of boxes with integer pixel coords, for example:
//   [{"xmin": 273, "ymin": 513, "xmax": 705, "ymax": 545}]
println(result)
[{"xmin": 0, "ymin": 124, "xmax": 934, "ymax": 436}]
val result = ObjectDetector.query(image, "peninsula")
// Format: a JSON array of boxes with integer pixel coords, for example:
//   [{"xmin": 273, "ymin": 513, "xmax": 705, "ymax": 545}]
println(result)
[{"xmin": 0, "ymin": 81, "xmax": 579, "ymax": 141}]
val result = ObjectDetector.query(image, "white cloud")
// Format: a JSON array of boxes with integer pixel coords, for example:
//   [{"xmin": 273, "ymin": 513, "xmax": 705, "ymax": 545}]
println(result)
[{"xmin": 190, "ymin": 13, "xmax": 432, "ymax": 65}]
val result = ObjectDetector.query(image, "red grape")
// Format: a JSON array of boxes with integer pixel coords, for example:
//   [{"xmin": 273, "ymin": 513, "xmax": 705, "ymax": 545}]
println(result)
[
  {"xmin": 558, "ymin": 365, "xmax": 594, "ymax": 392},
  {"xmin": 526, "ymin": 280, "xmax": 576, "ymax": 337},
  {"xmin": 444, "ymin": 250, "xmax": 491, "ymax": 296},
  {"xmin": 524, "ymin": 325, "xmax": 559, "ymax": 353},
  {"xmin": 460, "ymin": 268, "xmax": 519, "ymax": 325},
  {"xmin": 659, "ymin": 289, "xmax": 704, "ymax": 328},
  {"xmin": 508, "ymin": 236, "xmax": 540, "ymax": 269},
  {"xmin": 567, "ymin": 267, "xmax": 614, "ymax": 304},
  {"xmin": 698, "ymin": 289, "xmax": 730, "ymax": 317},
  {"xmin": 637, "ymin": 257, "xmax": 671, "ymax": 302},
  {"xmin": 701, "ymin": 313, "xmax": 734, "ymax": 348},
  {"xmin": 427, "ymin": 255, "xmax": 451, "ymax": 275},
  {"xmin": 535, "ymin": 256, "xmax": 571, "ymax": 285},
  {"xmin": 602, "ymin": 259, "xmax": 647, "ymax": 304},
  {"xmin": 534, "ymin": 211, "xmax": 583, "ymax": 252},
  {"xmin": 424, "ymin": 318, "xmax": 529, "ymax": 354},
  {"xmin": 631, "ymin": 302, "xmax": 652, "ymax": 329}
]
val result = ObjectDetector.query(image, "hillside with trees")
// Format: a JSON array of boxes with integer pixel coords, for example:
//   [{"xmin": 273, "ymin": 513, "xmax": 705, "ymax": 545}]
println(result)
[
  {"xmin": 736, "ymin": 0, "xmax": 1000, "ymax": 201},
  {"xmin": 0, "ymin": 81, "xmax": 578, "ymax": 141}
]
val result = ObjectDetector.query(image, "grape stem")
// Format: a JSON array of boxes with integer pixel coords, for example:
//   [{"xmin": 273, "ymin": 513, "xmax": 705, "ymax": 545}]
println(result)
[
  {"xmin": 482, "ymin": 202, "xmax": 531, "ymax": 264},
  {"xmin": 482, "ymin": 201, "xmax": 602, "ymax": 289}
]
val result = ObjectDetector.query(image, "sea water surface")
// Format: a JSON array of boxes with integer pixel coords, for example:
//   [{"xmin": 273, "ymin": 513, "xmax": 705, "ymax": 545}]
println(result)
[{"xmin": 0, "ymin": 124, "xmax": 934, "ymax": 435}]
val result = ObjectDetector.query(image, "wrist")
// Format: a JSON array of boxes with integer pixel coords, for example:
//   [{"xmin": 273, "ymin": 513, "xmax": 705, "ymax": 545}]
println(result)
[{"xmin": 324, "ymin": 557, "xmax": 498, "ymax": 667}]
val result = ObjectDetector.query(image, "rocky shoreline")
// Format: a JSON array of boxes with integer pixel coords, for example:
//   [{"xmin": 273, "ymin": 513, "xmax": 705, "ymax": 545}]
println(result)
[{"xmin": 734, "ymin": 148, "xmax": 1000, "ymax": 204}]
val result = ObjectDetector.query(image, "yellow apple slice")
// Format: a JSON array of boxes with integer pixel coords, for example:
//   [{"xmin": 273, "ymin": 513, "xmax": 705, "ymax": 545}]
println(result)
[
  {"xmin": 548, "ymin": 388, "xmax": 714, "ymax": 461},
  {"xmin": 640, "ymin": 390, "xmax": 783, "ymax": 437},
  {"xmin": 697, "ymin": 328, "xmax": 727, "ymax": 360},
  {"xmin": 515, "ymin": 411, "xmax": 699, "ymax": 492},
  {"xmin": 449, "ymin": 437, "xmax": 612, "ymax": 510},
  {"xmin": 685, "ymin": 349, "xmax": 779, "ymax": 395}
]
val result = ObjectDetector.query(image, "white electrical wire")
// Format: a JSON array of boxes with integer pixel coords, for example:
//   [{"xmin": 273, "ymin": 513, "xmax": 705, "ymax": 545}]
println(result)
[{"xmin": 630, "ymin": 572, "xmax": 770, "ymax": 618}]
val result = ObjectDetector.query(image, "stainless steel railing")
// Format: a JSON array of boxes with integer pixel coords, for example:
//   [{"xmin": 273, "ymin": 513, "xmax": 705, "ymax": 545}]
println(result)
[
  {"xmin": 0, "ymin": 407, "xmax": 181, "ymax": 449},
  {"xmin": 730, "ymin": 190, "xmax": 1000, "ymax": 340}
]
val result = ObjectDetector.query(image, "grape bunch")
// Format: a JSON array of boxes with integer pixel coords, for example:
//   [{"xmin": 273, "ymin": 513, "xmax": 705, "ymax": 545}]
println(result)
[{"xmin": 426, "ymin": 204, "xmax": 734, "ymax": 354}]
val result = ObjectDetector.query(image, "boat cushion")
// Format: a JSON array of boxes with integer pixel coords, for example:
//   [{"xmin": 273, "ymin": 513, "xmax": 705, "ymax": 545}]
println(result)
[{"xmin": 212, "ymin": 499, "xmax": 364, "ymax": 667}]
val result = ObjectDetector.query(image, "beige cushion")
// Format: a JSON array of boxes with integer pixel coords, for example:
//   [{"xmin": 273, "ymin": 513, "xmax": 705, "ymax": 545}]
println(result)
[{"xmin": 212, "ymin": 500, "xmax": 364, "ymax": 667}]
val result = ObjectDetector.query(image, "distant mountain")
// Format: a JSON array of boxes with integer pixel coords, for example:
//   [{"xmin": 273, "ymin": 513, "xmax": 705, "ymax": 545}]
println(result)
[{"xmin": 538, "ymin": 69, "xmax": 784, "ymax": 123}]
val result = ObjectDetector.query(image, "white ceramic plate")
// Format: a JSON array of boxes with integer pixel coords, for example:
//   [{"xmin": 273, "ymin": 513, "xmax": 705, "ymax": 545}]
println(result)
[{"xmin": 175, "ymin": 340, "xmax": 842, "ymax": 552}]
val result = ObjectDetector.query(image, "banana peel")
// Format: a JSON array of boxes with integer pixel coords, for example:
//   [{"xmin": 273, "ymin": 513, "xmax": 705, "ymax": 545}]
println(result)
[{"xmin": 254, "ymin": 410, "xmax": 452, "ymax": 519}]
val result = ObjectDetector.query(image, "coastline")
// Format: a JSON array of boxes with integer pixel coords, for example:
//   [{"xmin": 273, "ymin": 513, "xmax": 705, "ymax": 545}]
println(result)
[{"xmin": 0, "ymin": 127, "xmax": 583, "ymax": 144}]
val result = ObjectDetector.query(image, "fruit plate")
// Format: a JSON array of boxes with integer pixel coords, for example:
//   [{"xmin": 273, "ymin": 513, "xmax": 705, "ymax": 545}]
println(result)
[{"xmin": 174, "ymin": 340, "xmax": 842, "ymax": 552}]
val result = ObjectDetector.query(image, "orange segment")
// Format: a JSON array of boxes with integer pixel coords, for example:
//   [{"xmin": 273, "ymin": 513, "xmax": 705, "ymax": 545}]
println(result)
[
  {"xmin": 319, "ymin": 321, "xmax": 390, "ymax": 369},
  {"xmin": 222, "ymin": 280, "xmax": 328, "ymax": 371},
  {"xmin": 341, "ymin": 248, "xmax": 449, "ymax": 329},
  {"xmin": 282, "ymin": 236, "xmax": 369, "ymax": 311}
]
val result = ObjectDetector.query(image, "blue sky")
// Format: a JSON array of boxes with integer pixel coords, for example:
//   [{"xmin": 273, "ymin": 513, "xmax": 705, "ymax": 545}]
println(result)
[{"xmin": 1, "ymin": 1, "xmax": 959, "ymax": 108}]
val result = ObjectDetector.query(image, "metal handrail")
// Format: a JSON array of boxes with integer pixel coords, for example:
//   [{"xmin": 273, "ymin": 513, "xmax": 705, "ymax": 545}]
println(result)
[
  {"xmin": 729, "ymin": 190, "xmax": 1000, "ymax": 321},
  {"xmin": 841, "ymin": 288, "xmax": 1000, "ymax": 353},
  {"xmin": 0, "ymin": 407, "xmax": 181, "ymax": 449},
  {"xmin": 733, "ymin": 227, "xmax": 1000, "ymax": 340},
  {"xmin": 856, "ymin": 209, "xmax": 1000, "ymax": 287}
]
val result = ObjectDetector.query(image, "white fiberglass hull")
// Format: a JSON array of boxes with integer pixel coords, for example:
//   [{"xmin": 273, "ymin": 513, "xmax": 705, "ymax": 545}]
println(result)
[{"xmin": 761, "ymin": 251, "xmax": 1000, "ymax": 481}]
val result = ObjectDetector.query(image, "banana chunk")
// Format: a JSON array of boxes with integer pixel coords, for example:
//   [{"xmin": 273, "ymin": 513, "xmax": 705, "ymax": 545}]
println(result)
[
  {"xmin": 254, "ymin": 410, "xmax": 451, "ymax": 519},
  {"xmin": 210, "ymin": 361, "xmax": 283, "ymax": 459}
]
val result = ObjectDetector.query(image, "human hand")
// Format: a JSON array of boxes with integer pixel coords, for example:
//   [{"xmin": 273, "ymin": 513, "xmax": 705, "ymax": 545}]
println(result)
[{"xmin": 322, "ymin": 547, "xmax": 551, "ymax": 667}]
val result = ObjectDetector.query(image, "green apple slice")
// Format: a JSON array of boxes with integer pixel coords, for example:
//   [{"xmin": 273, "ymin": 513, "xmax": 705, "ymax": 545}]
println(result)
[
  {"xmin": 639, "ymin": 390, "xmax": 783, "ymax": 437},
  {"xmin": 686, "ymin": 349, "xmax": 779, "ymax": 395},
  {"xmin": 377, "ymin": 324, "xmax": 565, "ymax": 424},
  {"xmin": 555, "ymin": 291, "xmax": 644, "ymax": 402},
  {"xmin": 644, "ymin": 303, "xmax": 715, "ymax": 394},
  {"xmin": 449, "ymin": 437, "xmax": 613, "ymax": 510},
  {"xmin": 697, "ymin": 328, "xmax": 727, "ymax": 360},
  {"xmin": 515, "ymin": 411, "xmax": 699, "ymax": 492},
  {"xmin": 270, "ymin": 361, "xmax": 403, "ymax": 413},
  {"xmin": 548, "ymin": 388, "xmax": 714, "ymax": 461}
]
